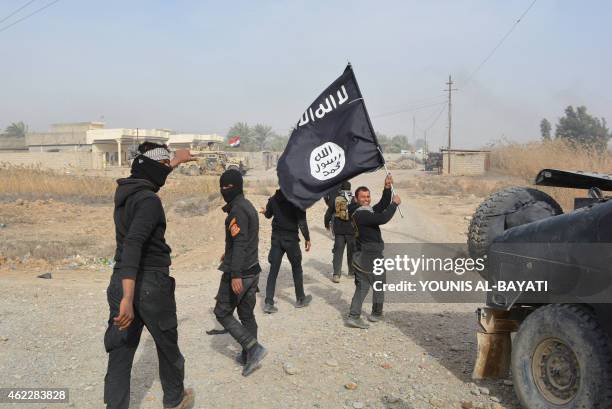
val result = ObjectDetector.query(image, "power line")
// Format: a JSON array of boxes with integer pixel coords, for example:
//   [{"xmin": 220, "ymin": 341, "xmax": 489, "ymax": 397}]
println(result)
[
  {"xmin": 0, "ymin": 0, "xmax": 38, "ymax": 25},
  {"xmin": 462, "ymin": 0, "xmax": 538, "ymax": 87},
  {"xmin": 421, "ymin": 102, "xmax": 447, "ymax": 132},
  {"xmin": 0, "ymin": 0, "xmax": 60, "ymax": 34},
  {"xmin": 372, "ymin": 100, "xmax": 447, "ymax": 119}
]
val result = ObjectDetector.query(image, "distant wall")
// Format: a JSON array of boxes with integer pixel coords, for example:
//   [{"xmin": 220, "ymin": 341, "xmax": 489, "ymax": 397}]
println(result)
[
  {"xmin": 227, "ymin": 151, "xmax": 281, "ymax": 169},
  {"xmin": 0, "ymin": 151, "xmax": 93, "ymax": 169},
  {"xmin": 0, "ymin": 136, "xmax": 26, "ymax": 151},
  {"xmin": 227, "ymin": 151, "xmax": 405, "ymax": 170}
]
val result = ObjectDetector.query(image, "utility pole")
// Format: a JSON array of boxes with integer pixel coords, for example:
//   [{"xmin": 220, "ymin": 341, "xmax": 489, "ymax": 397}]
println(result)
[
  {"xmin": 445, "ymin": 75, "xmax": 458, "ymax": 175},
  {"xmin": 424, "ymin": 130, "xmax": 428, "ymax": 153},
  {"xmin": 412, "ymin": 116, "xmax": 416, "ymax": 145}
]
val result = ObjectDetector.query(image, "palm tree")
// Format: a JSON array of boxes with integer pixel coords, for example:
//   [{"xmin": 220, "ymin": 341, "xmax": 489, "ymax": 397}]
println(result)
[
  {"xmin": 252, "ymin": 124, "xmax": 273, "ymax": 151},
  {"xmin": 3, "ymin": 122, "xmax": 28, "ymax": 138}
]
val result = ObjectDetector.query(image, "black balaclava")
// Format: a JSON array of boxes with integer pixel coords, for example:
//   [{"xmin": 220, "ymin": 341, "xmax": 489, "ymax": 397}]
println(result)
[
  {"xmin": 130, "ymin": 155, "xmax": 172, "ymax": 190},
  {"xmin": 340, "ymin": 181, "xmax": 352, "ymax": 191},
  {"xmin": 219, "ymin": 169, "xmax": 244, "ymax": 203}
]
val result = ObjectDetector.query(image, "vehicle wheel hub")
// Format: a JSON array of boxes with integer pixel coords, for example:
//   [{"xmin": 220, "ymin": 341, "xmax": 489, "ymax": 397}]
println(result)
[{"xmin": 532, "ymin": 338, "xmax": 580, "ymax": 404}]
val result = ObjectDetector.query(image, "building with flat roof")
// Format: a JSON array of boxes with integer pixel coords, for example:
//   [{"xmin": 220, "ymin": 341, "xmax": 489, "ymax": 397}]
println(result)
[
  {"xmin": 440, "ymin": 149, "xmax": 491, "ymax": 175},
  {"xmin": 26, "ymin": 122, "xmax": 105, "ymax": 152},
  {"xmin": 86, "ymin": 128, "xmax": 171, "ymax": 168}
]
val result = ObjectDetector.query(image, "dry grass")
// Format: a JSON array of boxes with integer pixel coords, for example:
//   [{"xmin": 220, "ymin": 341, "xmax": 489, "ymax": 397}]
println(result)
[
  {"xmin": 0, "ymin": 165, "xmax": 115, "ymax": 202},
  {"xmin": 490, "ymin": 139, "xmax": 612, "ymax": 210},
  {"xmin": 0, "ymin": 164, "xmax": 218, "ymax": 204},
  {"xmin": 490, "ymin": 139, "xmax": 612, "ymax": 180},
  {"xmin": 394, "ymin": 175, "xmax": 518, "ymax": 198}
]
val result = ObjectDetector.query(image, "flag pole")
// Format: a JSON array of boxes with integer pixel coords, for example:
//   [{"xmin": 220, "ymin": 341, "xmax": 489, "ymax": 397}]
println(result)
[
  {"xmin": 348, "ymin": 62, "xmax": 404, "ymax": 218},
  {"xmin": 377, "ymin": 146, "xmax": 404, "ymax": 218}
]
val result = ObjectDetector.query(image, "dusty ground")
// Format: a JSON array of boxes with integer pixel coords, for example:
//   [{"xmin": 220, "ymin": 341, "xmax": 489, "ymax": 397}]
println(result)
[{"xmin": 0, "ymin": 168, "xmax": 520, "ymax": 409}]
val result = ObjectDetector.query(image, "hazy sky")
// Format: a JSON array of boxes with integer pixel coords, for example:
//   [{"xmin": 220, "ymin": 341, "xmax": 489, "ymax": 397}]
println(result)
[{"xmin": 1, "ymin": 0, "xmax": 611, "ymax": 149}]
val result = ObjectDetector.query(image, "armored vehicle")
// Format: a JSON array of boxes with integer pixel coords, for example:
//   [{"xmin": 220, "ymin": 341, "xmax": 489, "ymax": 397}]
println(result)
[
  {"xmin": 468, "ymin": 169, "xmax": 612, "ymax": 409},
  {"xmin": 424, "ymin": 152, "xmax": 443, "ymax": 172},
  {"xmin": 179, "ymin": 151, "xmax": 248, "ymax": 176}
]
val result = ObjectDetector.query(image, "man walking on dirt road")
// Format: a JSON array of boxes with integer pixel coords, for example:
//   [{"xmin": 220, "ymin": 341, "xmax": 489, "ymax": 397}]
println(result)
[
  {"xmin": 214, "ymin": 169, "xmax": 268, "ymax": 377},
  {"xmin": 346, "ymin": 174, "xmax": 400, "ymax": 329},
  {"xmin": 324, "ymin": 180, "xmax": 356, "ymax": 283},
  {"xmin": 260, "ymin": 188, "xmax": 313, "ymax": 314},
  {"xmin": 104, "ymin": 142, "xmax": 195, "ymax": 409}
]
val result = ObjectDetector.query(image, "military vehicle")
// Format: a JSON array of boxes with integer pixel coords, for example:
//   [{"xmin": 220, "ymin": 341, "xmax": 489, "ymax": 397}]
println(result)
[
  {"xmin": 468, "ymin": 169, "xmax": 612, "ymax": 408},
  {"xmin": 179, "ymin": 151, "xmax": 249, "ymax": 176},
  {"xmin": 424, "ymin": 152, "xmax": 443, "ymax": 172}
]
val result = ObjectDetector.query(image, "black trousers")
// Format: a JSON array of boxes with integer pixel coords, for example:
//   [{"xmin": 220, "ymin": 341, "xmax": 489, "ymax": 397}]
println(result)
[
  {"xmin": 265, "ymin": 234, "xmax": 305, "ymax": 305},
  {"xmin": 348, "ymin": 268, "xmax": 386, "ymax": 319},
  {"xmin": 104, "ymin": 269, "xmax": 185, "ymax": 409},
  {"xmin": 214, "ymin": 273, "xmax": 259, "ymax": 352},
  {"xmin": 332, "ymin": 234, "xmax": 356, "ymax": 276}
]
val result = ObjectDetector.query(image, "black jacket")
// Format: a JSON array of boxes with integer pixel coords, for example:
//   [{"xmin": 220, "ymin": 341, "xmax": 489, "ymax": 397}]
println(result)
[
  {"xmin": 220, "ymin": 194, "xmax": 260, "ymax": 279},
  {"xmin": 264, "ymin": 190, "xmax": 310, "ymax": 241},
  {"xmin": 113, "ymin": 178, "xmax": 172, "ymax": 280},
  {"xmin": 349, "ymin": 187, "xmax": 397, "ymax": 247},
  {"xmin": 324, "ymin": 190, "xmax": 355, "ymax": 236}
]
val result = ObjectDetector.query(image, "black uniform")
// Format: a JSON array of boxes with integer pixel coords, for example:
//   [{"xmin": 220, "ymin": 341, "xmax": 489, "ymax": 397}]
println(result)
[
  {"xmin": 214, "ymin": 193, "xmax": 262, "ymax": 352},
  {"xmin": 324, "ymin": 189, "xmax": 356, "ymax": 277},
  {"xmin": 263, "ymin": 189, "xmax": 310, "ymax": 306},
  {"xmin": 104, "ymin": 176, "xmax": 185, "ymax": 409},
  {"xmin": 348, "ymin": 187, "xmax": 397, "ymax": 319}
]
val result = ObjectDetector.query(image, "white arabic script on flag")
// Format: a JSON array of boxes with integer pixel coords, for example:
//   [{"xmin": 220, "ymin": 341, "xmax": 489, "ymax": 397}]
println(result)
[
  {"xmin": 309, "ymin": 142, "xmax": 345, "ymax": 180},
  {"xmin": 298, "ymin": 85, "xmax": 349, "ymax": 127}
]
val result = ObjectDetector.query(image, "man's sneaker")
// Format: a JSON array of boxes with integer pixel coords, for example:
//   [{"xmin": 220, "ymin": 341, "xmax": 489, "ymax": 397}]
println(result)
[
  {"xmin": 367, "ymin": 313, "xmax": 384, "ymax": 323},
  {"xmin": 263, "ymin": 303, "xmax": 278, "ymax": 314},
  {"xmin": 332, "ymin": 275, "xmax": 341, "ymax": 283},
  {"xmin": 345, "ymin": 316, "xmax": 370, "ymax": 329},
  {"xmin": 167, "ymin": 388, "xmax": 195, "ymax": 409},
  {"xmin": 296, "ymin": 294, "xmax": 312, "ymax": 308},
  {"xmin": 235, "ymin": 350, "xmax": 247, "ymax": 366},
  {"xmin": 242, "ymin": 343, "xmax": 268, "ymax": 377}
]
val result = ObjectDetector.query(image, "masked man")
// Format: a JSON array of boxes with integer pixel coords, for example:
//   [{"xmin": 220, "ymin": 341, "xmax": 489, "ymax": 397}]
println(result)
[
  {"xmin": 214, "ymin": 169, "xmax": 267, "ymax": 376},
  {"xmin": 104, "ymin": 142, "xmax": 195, "ymax": 409}
]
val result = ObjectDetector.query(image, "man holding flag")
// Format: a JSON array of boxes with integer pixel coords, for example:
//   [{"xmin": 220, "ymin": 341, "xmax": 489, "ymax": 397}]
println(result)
[
  {"xmin": 346, "ymin": 175, "xmax": 401, "ymax": 329},
  {"xmin": 276, "ymin": 64, "xmax": 386, "ymax": 211},
  {"xmin": 276, "ymin": 63, "xmax": 402, "ymax": 327}
]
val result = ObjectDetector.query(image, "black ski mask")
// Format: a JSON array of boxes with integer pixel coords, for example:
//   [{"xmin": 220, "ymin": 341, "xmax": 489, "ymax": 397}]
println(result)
[
  {"xmin": 219, "ymin": 169, "xmax": 243, "ymax": 203},
  {"xmin": 130, "ymin": 155, "xmax": 172, "ymax": 190}
]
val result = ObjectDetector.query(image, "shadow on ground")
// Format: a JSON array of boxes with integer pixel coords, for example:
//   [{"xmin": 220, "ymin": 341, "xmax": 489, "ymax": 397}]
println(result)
[{"xmin": 385, "ymin": 308, "xmax": 519, "ymax": 407}]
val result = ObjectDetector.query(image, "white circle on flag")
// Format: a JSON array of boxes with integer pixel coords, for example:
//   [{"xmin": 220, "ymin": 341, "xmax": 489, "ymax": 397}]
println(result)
[{"xmin": 309, "ymin": 142, "xmax": 346, "ymax": 181}]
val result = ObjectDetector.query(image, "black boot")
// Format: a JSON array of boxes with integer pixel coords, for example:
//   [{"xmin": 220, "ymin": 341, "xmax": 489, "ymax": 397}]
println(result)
[{"xmin": 242, "ymin": 343, "xmax": 268, "ymax": 377}]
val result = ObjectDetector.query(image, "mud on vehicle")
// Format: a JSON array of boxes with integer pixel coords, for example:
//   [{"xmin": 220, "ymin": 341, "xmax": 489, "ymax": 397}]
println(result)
[{"xmin": 468, "ymin": 169, "xmax": 612, "ymax": 409}]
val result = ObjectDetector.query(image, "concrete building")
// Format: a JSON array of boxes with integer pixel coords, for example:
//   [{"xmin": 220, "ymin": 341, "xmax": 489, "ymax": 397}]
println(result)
[
  {"xmin": 86, "ymin": 128, "xmax": 171, "ymax": 168},
  {"xmin": 168, "ymin": 133, "xmax": 223, "ymax": 150},
  {"xmin": 26, "ymin": 122, "xmax": 105, "ymax": 152},
  {"xmin": 441, "ymin": 149, "xmax": 491, "ymax": 175},
  {"xmin": 1, "ymin": 122, "xmax": 224, "ymax": 170}
]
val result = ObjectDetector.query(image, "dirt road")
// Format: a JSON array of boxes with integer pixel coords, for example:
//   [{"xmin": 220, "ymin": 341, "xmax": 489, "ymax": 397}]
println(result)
[{"xmin": 0, "ymin": 169, "xmax": 519, "ymax": 409}]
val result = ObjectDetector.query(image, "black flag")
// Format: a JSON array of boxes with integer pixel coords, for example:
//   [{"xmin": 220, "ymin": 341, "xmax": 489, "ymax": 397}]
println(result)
[{"xmin": 277, "ymin": 64, "xmax": 384, "ymax": 210}]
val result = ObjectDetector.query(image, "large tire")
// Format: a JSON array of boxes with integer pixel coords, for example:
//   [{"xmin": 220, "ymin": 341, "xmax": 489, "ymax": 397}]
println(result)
[
  {"xmin": 512, "ymin": 304, "xmax": 612, "ymax": 409},
  {"xmin": 467, "ymin": 187, "xmax": 562, "ymax": 260}
]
